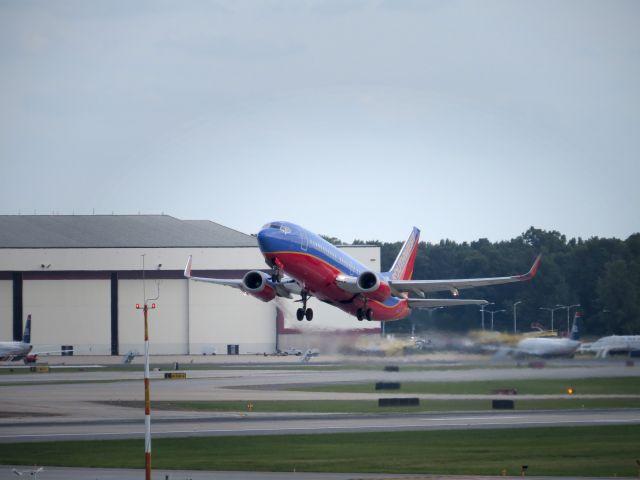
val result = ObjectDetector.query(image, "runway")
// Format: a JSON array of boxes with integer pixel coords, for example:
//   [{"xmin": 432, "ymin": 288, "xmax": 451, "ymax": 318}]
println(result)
[
  {"xmin": 1, "ymin": 356, "xmax": 639, "ymax": 443},
  {"xmin": 1, "ymin": 409, "xmax": 640, "ymax": 443},
  {"xmin": 2, "ymin": 468, "xmax": 402, "ymax": 480},
  {"xmin": 5, "ymin": 466, "xmax": 622, "ymax": 480}
]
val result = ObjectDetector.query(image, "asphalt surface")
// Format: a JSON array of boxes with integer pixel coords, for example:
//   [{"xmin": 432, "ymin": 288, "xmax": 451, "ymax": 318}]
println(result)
[
  {"xmin": 3, "ymin": 408, "xmax": 640, "ymax": 443},
  {"xmin": 1, "ymin": 353, "xmax": 639, "ymax": 480},
  {"xmin": 2, "ymin": 466, "xmax": 416, "ymax": 479},
  {"xmin": 3, "ymin": 467, "xmax": 628, "ymax": 480},
  {"xmin": 1, "ymin": 355, "xmax": 639, "ymax": 444}
]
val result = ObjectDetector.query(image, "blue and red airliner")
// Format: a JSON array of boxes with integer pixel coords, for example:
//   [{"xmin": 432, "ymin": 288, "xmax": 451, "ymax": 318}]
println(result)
[{"xmin": 184, "ymin": 222, "xmax": 541, "ymax": 322}]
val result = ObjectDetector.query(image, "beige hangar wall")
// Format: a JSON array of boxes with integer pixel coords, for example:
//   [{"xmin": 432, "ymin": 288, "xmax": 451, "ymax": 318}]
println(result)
[
  {"xmin": 1, "ymin": 244, "xmax": 380, "ymax": 355},
  {"xmin": 188, "ymin": 281, "xmax": 276, "ymax": 355},
  {"xmin": 118, "ymin": 279, "xmax": 189, "ymax": 355},
  {"xmin": 22, "ymin": 279, "xmax": 111, "ymax": 354}
]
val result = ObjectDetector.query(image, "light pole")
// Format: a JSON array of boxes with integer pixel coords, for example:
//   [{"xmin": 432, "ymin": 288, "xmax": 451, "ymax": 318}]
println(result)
[
  {"xmin": 479, "ymin": 302, "xmax": 494, "ymax": 330},
  {"xmin": 539, "ymin": 306, "xmax": 564, "ymax": 332},
  {"xmin": 486, "ymin": 309, "xmax": 505, "ymax": 331},
  {"xmin": 513, "ymin": 300, "xmax": 522, "ymax": 333}
]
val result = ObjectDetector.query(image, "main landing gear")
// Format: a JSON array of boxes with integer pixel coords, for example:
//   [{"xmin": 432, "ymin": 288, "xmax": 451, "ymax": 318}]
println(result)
[
  {"xmin": 356, "ymin": 298, "xmax": 373, "ymax": 321},
  {"xmin": 296, "ymin": 291, "xmax": 313, "ymax": 321}
]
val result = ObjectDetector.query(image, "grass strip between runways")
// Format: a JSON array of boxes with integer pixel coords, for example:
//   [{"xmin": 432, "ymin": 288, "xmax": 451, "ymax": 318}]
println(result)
[
  {"xmin": 98, "ymin": 398, "xmax": 640, "ymax": 413},
  {"xmin": 1, "ymin": 425, "xmax": 639, "ymax": 476},
  {"xmin": 294, "ymin": 376, "xmax": 640, "ymax": 395}
]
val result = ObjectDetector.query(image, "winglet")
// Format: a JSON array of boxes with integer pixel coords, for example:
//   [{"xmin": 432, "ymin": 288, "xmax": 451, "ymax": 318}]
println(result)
[
  {"xmin": 184, "ymin": 255, "xmax": 193, "ymax": 279},
  {"xmin": 520, "ymin": 254, "xmax": 542, "ymax": 281}
]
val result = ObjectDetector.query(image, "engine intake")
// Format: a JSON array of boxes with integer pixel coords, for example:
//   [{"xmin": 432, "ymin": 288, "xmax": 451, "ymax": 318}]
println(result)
[
  {"xmin": 242, "ymin": 271, "xmax": 277, "ymax": 302},
  {"xmin": 335, "ymin": 271, "xmax": 392, "ymax": 303},
  {"xmin": 357, "ymin": 271, "xmax": 380, "ymax": 291}
]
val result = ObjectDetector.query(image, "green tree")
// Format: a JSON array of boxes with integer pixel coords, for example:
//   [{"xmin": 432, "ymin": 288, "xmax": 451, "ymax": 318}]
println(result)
[{"xmin": 596, "ymin": 259, "xmax": 640, "ymax": 334}]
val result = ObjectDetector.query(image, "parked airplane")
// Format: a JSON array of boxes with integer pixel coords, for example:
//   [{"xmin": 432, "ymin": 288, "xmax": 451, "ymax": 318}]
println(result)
[
  {"xmin": 0, "ymin": 314, "xmax": 33, "ymax": 362},
  {"xmin": 0, "ymin": 315, "xmax": 69, "ymax": 364},
  {"xmin": 185, "ymin": 222, "xmax": 541, "ymax": 322},
  {"xmin": 495, "ymin": 319, "xmax": 581, "ymax": 358},
  {"xmin": 579, "ymin": 335, "xmax": 640, "ymax": 358},
  {"xmin": 515, "ymin": 332, "xmax": 580, "ymax": 358}
]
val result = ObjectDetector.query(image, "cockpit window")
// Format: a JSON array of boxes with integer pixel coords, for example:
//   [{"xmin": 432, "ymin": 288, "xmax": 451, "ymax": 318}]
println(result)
[
  {"xmin": 261, "ymin": 223, "xmax": 291, "ymax": 234},
  {"xmin": 262, "ymin": 223, "xmax": 282, "ymax": 229}
]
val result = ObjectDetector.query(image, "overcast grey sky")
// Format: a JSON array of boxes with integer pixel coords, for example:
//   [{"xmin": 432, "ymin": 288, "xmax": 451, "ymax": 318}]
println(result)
[{"xmin": 1, "ymin": 0, "xmax": 638, "ymax": 243}]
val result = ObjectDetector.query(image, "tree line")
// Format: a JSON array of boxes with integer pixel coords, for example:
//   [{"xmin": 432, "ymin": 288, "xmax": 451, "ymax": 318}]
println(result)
[{"xmin": 339, "ymin": 228, "xmax": 640, "ymax": 336}]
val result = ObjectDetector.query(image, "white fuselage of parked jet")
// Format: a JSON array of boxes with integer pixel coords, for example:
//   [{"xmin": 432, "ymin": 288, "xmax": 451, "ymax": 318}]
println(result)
[
  {"xmin": 0, "ymin": 341, "xmax": 32, "ymax": 361},
  {"xmin": 579, "ymin": 335, "xmax": 640, "ymax": 358},
  {"xmin": 516, "ymin": 337, "xmax": 581, "ymax": 358}
]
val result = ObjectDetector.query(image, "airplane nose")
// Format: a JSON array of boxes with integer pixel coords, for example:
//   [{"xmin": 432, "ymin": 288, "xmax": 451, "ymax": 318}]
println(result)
[{"xmin": 257, "ymin": 229, "xmax": 271, "ymax": 252}]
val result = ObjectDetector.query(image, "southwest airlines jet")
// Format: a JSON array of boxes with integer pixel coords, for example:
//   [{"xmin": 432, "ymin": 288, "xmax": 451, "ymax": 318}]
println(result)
[{"xmin": 184, "ymin": 222, "xmax": 541, "ymax": 322}]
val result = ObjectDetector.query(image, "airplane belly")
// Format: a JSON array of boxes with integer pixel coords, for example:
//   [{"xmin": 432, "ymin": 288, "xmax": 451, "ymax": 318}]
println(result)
[
  {"xmin": 269, "ymin": 252, "xmax": 354, "ymax": 302},
  {"xmin": 266, "ymin": 251, "xmax": 410, "ymax": 321}
]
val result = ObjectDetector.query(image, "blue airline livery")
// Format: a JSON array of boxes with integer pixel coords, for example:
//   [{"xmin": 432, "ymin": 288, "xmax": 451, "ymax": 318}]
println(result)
[{"xmin": 184, "ymin": 222, "xmax": 541, "ymax": 322}]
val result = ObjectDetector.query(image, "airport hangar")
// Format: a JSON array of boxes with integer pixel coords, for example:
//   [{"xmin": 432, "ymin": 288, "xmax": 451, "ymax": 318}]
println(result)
[{"xmin": 0, "ymin": 215, "xmax": 381, "ymax": 356}]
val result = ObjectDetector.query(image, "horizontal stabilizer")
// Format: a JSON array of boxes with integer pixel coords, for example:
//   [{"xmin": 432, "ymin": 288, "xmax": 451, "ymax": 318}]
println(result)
[{"xmin": 408, "ymin": 298, "xmax": 488, "ymax": 308}]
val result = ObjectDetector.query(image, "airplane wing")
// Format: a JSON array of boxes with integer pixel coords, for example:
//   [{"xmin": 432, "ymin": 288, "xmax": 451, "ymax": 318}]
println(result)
[
  {"xmin": 389, "ymin": 255, "xmax": 541, "ymax": 297},
  {"xmin": 183, "ymin": 255, "xmax": 244, "ymax": 289},
  {"xmin": 183, "ymin": 256, "xmax": 300, "ymax": 299},
  {"xmin": 408, "ymin": 298, "xmax": 488, "ymax": 308}
]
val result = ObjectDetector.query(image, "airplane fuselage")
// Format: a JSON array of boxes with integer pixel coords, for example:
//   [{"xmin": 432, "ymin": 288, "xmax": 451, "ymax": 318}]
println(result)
[
  {"xmin": 579, "ymin": 335, "xmax": 640, "ymax": 358},
  {"xmin": 516, "ymin": 337, "xmax": 580, "ymax": 357},
  {"xmin": 0, "ymin": 342, "xmax": 32, "ymax": 361},
  {"xmin": 257, "ymin": 222, "xmax": 410, "ymax": 321}
]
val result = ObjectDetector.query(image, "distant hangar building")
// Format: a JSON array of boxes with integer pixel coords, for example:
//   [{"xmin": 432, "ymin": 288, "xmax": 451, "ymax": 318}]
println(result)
[{"xmin": 0, "ymin": 215, "xmax": 380, "ymax": 356}]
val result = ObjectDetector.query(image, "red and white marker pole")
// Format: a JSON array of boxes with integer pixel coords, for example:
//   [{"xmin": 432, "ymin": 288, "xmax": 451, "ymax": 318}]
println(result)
[
  {"xmin": 138, "ymin": 254, "xmax": 159, "ymax": 480},
  {"xmin": 143, "ymin": 302, "xmax": 151, "ymax": 480},
  {"xmin": 136, "ymin": 300, "xmax": 156, "ymax": 480}
]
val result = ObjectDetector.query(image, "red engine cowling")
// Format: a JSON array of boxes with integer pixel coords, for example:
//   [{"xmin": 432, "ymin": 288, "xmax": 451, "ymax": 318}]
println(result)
[
  {"xmin": 356, "ymin": 271, "xmax": 392, "ymax": 302},
  {"xmin": 242, "ymin": 271, "xmax": 277, "ymax": 302}
]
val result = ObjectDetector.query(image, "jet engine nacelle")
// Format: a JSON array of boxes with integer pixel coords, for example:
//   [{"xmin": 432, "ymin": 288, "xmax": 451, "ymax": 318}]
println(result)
[
  {"xmin": 336, "ymin": 271, "xmax": 392, "ymax": 303},
  {"xmin": 242, "ymin": 271, "xmax": 277, "ymax": 302}
]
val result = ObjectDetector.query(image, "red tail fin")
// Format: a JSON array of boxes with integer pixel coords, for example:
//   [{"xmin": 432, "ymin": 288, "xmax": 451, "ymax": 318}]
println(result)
[{"xmin": 387, "ymin": 227, "xmax": 420, "ymax": 280}]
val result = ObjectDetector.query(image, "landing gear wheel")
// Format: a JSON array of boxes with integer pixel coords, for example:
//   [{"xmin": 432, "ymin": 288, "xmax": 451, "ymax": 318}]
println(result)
[
  {"xmin": 296, "ymin": 308, "xmax": 305, "ymax": 321},
  {"xmin": 365, "ymin": 308, "xmax": 373, "ymax": 321},
  {"xmin": 356, "ymin": 308, "xmax": 364, "ymax": 321},
  {"xmin": 305, "ymin": 308, "xmax": 313, "ymax": 321}
]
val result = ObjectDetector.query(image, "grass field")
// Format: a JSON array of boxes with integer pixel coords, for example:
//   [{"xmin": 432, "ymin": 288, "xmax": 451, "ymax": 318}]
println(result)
[
  {"xmin": 294, "ymin": 376, "xmax": 640, "ymax": 395},
  {"xmin": 99, "ymin": 397, "xmax": 640, "ymax": 413},
  {"xmin": 1, "ymin": 426, "xmax": 639, "ymax": 476}
]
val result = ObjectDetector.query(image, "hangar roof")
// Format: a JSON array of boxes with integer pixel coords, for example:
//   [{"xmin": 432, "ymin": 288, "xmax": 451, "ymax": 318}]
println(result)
[{"xmin": 0, "ymin": 215, "xmax": 258, "ymax": 248}]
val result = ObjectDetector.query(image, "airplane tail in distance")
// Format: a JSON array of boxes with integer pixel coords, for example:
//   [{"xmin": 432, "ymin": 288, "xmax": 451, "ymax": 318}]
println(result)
[
  {"xmin": 387, "ymin": 227, "xmax": 420, "ymax": 280},
  {"xmin": 570, "ymin": 311, "xmax": 581, "ymax": 341},
  {"xmin": 23, "ymin": 314, "xmax": 31, "ymax": 344}
]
